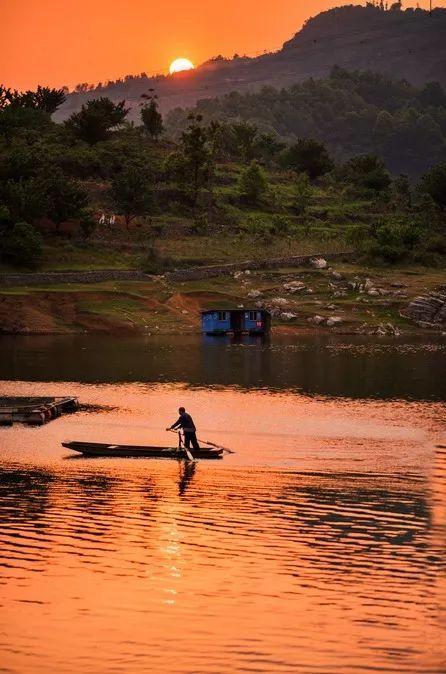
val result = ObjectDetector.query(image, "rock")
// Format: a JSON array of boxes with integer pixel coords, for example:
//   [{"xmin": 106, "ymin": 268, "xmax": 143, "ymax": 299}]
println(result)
[
  {"xmin": 390, "ymin": 281, "xmax": 408, "ymax": 288},
  {"xmin": 244, "ymin": 270, "xmax": 251, "ymax": 275},
  {"xmin": 247, "ymin": 290, "xmax": 262, "ymax": 299},
  {"xmin": 310, "ymin": 257, "xmax": 327, "ymax": 269},
  {"xmin": 283, "ymin": 281, "xmax": 306, "ymax": 293},
  {"xmin": 308, "ymin": 315, "xmax": 325, "ymax": 325},
  {"xmin": 326, "ymin": 304, "xmax": 336, "ymax": 310},
  {"xmin": 331, "ymin": 271, "xmax": 343, "ymax": 280},
  {"xmin": 280, "ymin": 312, "xmax": 297, "ymax": 320},
  {"xmin": 237, "ymin": 304, "xmax": 244, "ymax": 308},
  {"xmin": 181, "ymin": 310, "xmax": 189, "ymax": 314},
  {"xmin": 233, "ymin": 271, "xmax": 243, "ymax": 279},
  {"xmin": 270, "ymin": 297, "xmax": 288, "ymax": 307},
  {"xmin": 368, "ymin": 289, "xmax": 380, "ymax": 297},
  {"xmin": 403, "ymin": 286, "xmax": 446, "ymax": 327},
  {"xmin": 327, "ymin": 316, "xmax": 343, "ymax": 327},
  {"xmin": 306, "ymin": 288, "xmax": 314, "ymax": 294},
  {"xmin": 364, "ymin": 278, "xmax": 374, "ymax": 291}
]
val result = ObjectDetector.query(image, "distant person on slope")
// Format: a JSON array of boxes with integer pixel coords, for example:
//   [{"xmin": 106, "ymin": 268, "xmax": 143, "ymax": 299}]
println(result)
[{"xmin": 167, "ymin": 407, "xmax": 200, "ymax": 451}]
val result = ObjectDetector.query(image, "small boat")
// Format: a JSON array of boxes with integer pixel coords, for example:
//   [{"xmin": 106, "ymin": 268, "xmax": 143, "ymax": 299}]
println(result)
[{"xmin": 62, "ymin": 440, "xmax": 224, "ymax": 459}]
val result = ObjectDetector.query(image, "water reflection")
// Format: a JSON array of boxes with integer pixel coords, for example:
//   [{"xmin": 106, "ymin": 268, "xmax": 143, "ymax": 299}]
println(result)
[
  {"xmin": 0, "ymin": 459, "xmax": 444, "ymax": 673},
  {"xmin": 0, "ymin": 333, "xmax": 445, "ymax": 400}
]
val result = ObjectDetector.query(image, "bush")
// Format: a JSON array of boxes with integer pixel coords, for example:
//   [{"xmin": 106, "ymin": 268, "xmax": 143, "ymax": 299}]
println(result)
[
  {"xmin": 237, "ymin": 160, "xmax": 268, "ymax": 204},
  {"xmin": 2, "ymin": 222, "xmax": 43, "ymax": 268},
  {"xmin": 280, "ymin": 139, "xmax": 333, "ymax": 180},
  {"xmin": 342, "ymin": 155, "xmax": 391, "ymax": 192},
  {"xmin": 420, "ymin": 162, "xmax": 446, "ymax": 209},
  {"xmin": 364, "ymin": 220, "xmax": 421, "ymax": 263}
]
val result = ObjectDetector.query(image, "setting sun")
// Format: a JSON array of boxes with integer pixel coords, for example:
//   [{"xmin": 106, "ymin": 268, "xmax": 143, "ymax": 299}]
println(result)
[{"xmin": 169, "ymin": 57, "xmax": 194, "ymax": 75}]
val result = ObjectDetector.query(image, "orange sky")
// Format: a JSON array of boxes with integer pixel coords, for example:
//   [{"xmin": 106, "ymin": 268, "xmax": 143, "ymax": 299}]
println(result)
[{"xmin": 1, "ymin": 0, "xmax": 443, "ymax": 91}]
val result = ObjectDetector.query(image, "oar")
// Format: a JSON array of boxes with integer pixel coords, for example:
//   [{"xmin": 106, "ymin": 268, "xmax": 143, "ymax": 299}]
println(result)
[
  {"xmin": 167, "ymin": 429, "xmax": 194, "ymax": 461},
  {"xmin": 196, "ymin": 437, "xmax": 235, "ymax": 454}
]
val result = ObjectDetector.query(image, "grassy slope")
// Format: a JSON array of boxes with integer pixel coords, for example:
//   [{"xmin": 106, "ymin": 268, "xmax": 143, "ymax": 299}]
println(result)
[
  {"xmin": 1, "ymin": 264, "xmax": 444, "ymax": 335},
  {"xmin": 1, "ymin": 163, "xmax": 443, "ymax": 334}
]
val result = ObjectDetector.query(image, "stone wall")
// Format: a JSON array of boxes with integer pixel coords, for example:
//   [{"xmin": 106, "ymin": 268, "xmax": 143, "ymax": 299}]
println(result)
[
  {"xmin": 165, "ymin": 252, "xmax": 354, "ymax": 282},
  {"xmin": 0, "ymin": 270, "xmax": 150, "ymax": 287},
  {"xmin": 0, "ymin": 252, "xmax": 354, "ymax": 287}
]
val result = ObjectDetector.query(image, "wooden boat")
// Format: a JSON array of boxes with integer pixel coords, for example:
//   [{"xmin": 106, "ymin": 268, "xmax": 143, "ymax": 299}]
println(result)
[{"xmin": 62, "ymin": 440, "xmax": 224, "ymax": 459}]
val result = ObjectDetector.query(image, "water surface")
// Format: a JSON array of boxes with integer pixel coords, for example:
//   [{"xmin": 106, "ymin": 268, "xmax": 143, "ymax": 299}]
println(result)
[{"xmin": 0, "ymin": 335, "xmax": 445, "ymax": 673}]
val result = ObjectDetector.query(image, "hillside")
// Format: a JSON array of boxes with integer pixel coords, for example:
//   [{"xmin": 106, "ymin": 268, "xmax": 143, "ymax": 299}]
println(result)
[
  {"xmin": 166, "ymin": 68, "xmax": 446, "ymax": 176},
  {"xmin": 56, "ymin": 5, "xmax": 446, "ymax": 121}
]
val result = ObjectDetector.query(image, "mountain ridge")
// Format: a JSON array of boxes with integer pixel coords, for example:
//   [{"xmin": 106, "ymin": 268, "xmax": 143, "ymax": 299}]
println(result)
[{"xmin": 56, "ymin": 5, "xmax": 446, "ymax": 121}]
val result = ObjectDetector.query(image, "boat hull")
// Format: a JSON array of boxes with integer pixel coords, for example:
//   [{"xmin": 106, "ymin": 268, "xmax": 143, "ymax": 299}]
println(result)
[{"xmin": 62, "ymin": 441, "xmax": 224, "ymax": 459}]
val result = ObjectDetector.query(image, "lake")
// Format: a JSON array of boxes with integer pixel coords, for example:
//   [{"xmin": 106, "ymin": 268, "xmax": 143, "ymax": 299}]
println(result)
[{"xmin": 0, "ymin": 334, "xmax": 445, "ymax": 674}]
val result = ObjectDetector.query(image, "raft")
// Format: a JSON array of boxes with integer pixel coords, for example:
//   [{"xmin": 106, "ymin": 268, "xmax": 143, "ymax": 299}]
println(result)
[{"xmin": 62, "ymin": 441, "xmax": 224, "ymax": 459}]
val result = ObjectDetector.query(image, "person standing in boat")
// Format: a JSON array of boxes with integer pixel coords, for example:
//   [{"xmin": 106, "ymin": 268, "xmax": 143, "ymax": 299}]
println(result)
[{"xmin": 167, "ymin": 407, "xmax": 200, "ymax": 451}]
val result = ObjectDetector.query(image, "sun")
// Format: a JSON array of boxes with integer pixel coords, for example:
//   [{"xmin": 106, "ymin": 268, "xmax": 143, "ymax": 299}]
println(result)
[{"xmin": 169, "ymin": 58, "xmax": 195, "ymax": 75}]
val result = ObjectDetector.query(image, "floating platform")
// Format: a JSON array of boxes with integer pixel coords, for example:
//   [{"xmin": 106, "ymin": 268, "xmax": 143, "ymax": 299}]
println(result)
[
  {"xmin": 0, "ymin": 397, "xmax": 79, "ymax": 426},
  {"xmin": 63, "ymin": 441, "xmax": 224, "ymax": 460}
]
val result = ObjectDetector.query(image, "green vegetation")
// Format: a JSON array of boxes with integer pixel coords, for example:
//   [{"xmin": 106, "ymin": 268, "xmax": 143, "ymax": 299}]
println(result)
[
  {"xmin": 0, "ymin": 71, "xmax": 445, "ymax": 275},
  {"xmin": 167, "ymin": 67, "xmax": 446, "ymax": 177}
]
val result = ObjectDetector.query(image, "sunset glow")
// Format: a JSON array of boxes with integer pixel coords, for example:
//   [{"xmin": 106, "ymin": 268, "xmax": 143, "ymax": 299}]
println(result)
[{"xmin": 169, "ymin": 58, "xmax": 195, "ymax": 75}]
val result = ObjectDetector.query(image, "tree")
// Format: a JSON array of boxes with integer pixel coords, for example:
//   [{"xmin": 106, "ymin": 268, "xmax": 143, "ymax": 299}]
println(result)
[
  {"xmin": 20, "ymin": 86, "xmax": 66, "ymax": 113},
  {"xmin": 43, "ymin": 171, "xmax": 88, "ymax": 233},
  {"xmin": 280, "ymin": 139, "xmax": 333, "ymax": 179},
  {"xmin": 392, "ymin": 174, "xmax": 412, "ymax": 209},
  {"xmin": 65, "ymin": 97, "xmax": 129, "ymax": 144},
  {"xmin": 255, "ymin": 133, "xmax": 285, "ymax": 165},
  {"xmin": 110, "ymin": 163, "xmax": 153, "ymax": 227},
  {"xmin": 140, "ymin": 96, "xmax": 163, "ymax": 139},
  {"xmin": 417, "ymin": 82, "xmax": 446, "ymax": 109},
  {"xmin": 0, "ymin": 178, "xmax": 48, "ymax": 223},
  {"xmin": 180, "ymin": 114, "xmax": 212, "ymax": 204},
  {"xmin": 421, "ymin": 162, "xmax": 446, "ymax": 209},
  {"xmin": 344, "ymin": 154, "xmax": 391, "ymax": 192},
  {"xmin": 238, "ymin": 160, "xmax": 268, "ymax": 204},
  {"xmin": 231, "ymin": 122, "xmax": 259, "ymax": 162},
  {"xmin": 2, "ymin": 222, "xmax": 43, "ymax": 268},
  {"xmin": 292, "ymin": 172, "xmax": 312, "ymax": 215}
]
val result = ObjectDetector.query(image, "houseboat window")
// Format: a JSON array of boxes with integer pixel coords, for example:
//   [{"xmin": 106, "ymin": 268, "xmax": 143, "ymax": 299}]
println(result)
[
  {"xmin": 249, "ymin": 311, "xmax": 259, "ymax": 321},
  {"xmin": 217, "ymin": 311, "xmax": 227, "ymax": 321}
]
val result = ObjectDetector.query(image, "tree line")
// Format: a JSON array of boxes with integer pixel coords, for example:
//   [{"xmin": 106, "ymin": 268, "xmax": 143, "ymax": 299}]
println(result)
[{"xmin": 0, "ymin": 76, "xmax": 445, "ymax": 269}]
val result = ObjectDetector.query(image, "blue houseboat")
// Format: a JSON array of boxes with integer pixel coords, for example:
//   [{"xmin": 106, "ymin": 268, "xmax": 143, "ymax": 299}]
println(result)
[{"xmin": 201, "ymin": 309, "xmax": 271, "ymax": 335}]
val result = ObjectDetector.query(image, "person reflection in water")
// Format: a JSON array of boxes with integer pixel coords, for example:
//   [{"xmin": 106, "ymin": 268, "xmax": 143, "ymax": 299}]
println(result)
[{"xmin": 167, "ymin": 407, "xmax": 200, "ymax": 451}]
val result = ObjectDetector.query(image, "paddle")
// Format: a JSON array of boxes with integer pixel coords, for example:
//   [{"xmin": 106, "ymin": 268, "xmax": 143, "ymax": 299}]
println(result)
[
  {"xmin": 167, "ymin": 429, "xmax": 194, "ymax": 461},
  {"xmin": 196, "ymin": 437, "xmax": 235, "ymax": 454}
]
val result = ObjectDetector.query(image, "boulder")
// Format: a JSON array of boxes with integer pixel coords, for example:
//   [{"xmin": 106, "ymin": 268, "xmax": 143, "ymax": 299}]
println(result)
[
  {"xmin": 310, "ymin": 257, "xmax": 327, "ymax": 269},
  {"xmin": 283, "ymin": 281, "xmax": 306, "ymax": 293},
  {"xmin": 327, "ymin": 316, "xmax": 343, "ymax": 327},
  {"xmin": 308, "ymin": 315, "xmax": 325, "ymax": 325},
  {"xmin": 247, "ymin": 290, "xmax": 262, "ymax": 299},
  {"xmin": 331, "ymin": 271, "xmax": 343, "ymax": 280},
  {"xmin": 367, "ymin": 289, "xmax": 380, "ymax": 297},
  {"xmin": 403, "ymin": 286, "xmax": 446, "ymax": 326},
  {"xmin": 280, "ymin": 312, "xmax": 297, "ymax": 321},
  {"xmin": 270, "ymin": 297, "xmax": 288, "ymax": 307}
]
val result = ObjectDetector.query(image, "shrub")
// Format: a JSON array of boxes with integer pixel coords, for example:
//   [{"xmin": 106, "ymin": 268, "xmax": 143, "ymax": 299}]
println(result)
[
  {"xmin": 420, "ymin": 162, "xmax": 446, "ymax": 210},
  {"xmin": 364, "ymin": 220, "xmax": 421, "ymax": 263},
  {"xmin": 280, "ymin": 139, "xmax": 333, "ymax": 180},
  {"xmin": 343, "ymin": 155, "xmax": 391, "ymax": 192},
  {"xmin": 237, "ymin": 160, "xmax": 268, "ymax": 204},
  {"xmin": 2, "ymin": 222, "xmax": 43, "ymax": 268}
]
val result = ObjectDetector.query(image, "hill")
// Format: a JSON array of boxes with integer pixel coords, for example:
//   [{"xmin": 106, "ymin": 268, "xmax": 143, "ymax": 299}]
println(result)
[
  {"xmin": 56, "ymin": 5, "xmax": 446, "ymax": 121},
  {"xmin": 166, "ymin": 67, "xmax": 446, "ymax": 176}
]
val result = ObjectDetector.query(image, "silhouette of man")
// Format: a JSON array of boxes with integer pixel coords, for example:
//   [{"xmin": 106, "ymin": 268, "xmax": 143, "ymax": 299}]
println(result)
[{"xmin": 167, "ymin": 407, "xmax": 200, "ymax": 451}]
